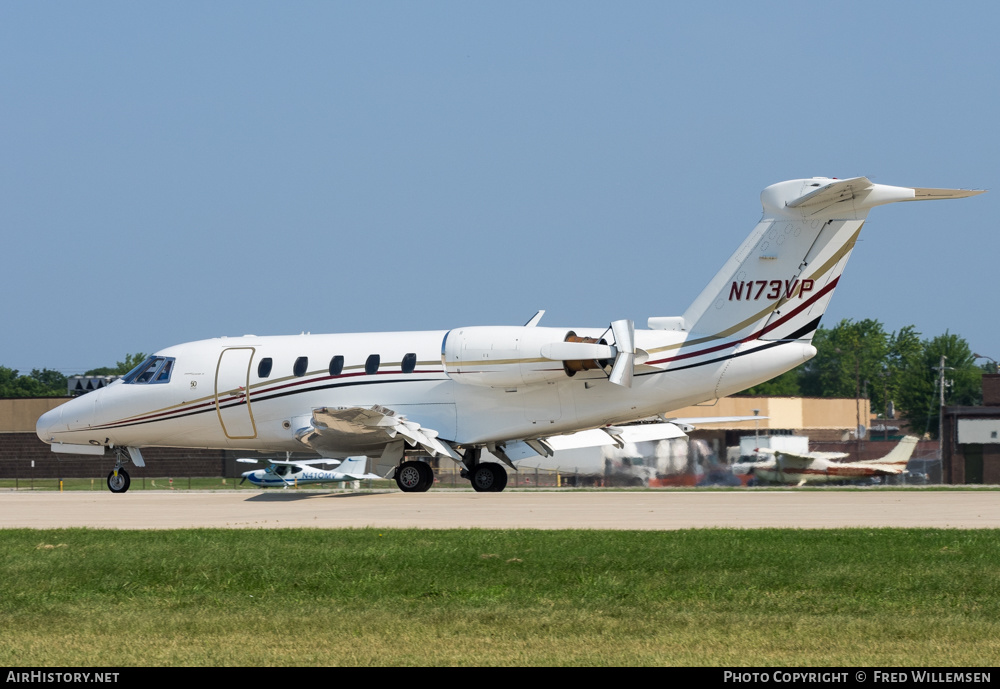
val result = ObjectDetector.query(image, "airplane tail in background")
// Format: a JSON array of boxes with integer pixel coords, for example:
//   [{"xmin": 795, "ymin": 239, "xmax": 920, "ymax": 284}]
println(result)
[
  {"xmin": 679, "ymin": 178, "xmax": 984, "ymax": 345},
  {"xmin": 865, "ymin": 435, "xmax": 920, "ymax": 468}
]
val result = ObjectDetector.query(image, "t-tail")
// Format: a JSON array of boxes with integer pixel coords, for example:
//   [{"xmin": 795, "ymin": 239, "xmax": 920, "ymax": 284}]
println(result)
[
  {"xmin": 682, "ymin": 177, "xmax": 983, "ymax": 344},
  {"xmin": 650, "ymin": 177, "xmax": 983, "ymax": 398}
]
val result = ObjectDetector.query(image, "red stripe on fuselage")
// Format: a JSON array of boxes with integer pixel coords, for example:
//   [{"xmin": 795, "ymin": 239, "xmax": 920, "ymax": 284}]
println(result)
[{"xmin": 646, "ymin": 276, "xmax": 838, "ymax": 366}]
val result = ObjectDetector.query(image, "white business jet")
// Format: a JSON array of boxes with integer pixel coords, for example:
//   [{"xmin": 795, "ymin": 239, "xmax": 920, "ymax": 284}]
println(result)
[
  {"xmin": 36, "ymin": 177, "xmax": 983, "ymax": 493},
  {"xmin": 237, "ymin": 456, "xmax": 380, "ymax": 488}
]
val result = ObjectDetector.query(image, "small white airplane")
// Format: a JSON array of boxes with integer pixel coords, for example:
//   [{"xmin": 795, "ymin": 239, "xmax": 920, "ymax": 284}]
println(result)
[
  {"xmin": 35, "ymin": 177, "xmax": 983, "ymax": 493},
  {"xmin": 237, "ymin": 456, "xmax": 381, "ymax": 488},
  {"xmin": 747, "ymin": 435, "xmax": 920, "ymax": 485}
]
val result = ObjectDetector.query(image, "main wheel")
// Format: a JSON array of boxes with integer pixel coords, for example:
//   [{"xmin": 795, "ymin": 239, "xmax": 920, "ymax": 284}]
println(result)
[
  {"xmin": 490, "ymin": 464, "xmax": 508, "ymax": 492},
  {"xmin": 415, "ymin": 461, "xmax": 435, "ymax": 491},
  {"xmin": 395, "ymin": 461, "xmax": 432, "ymax": 492},
  {"xmin": 471, "ymin": 463, "xmax": 506, "ymax": 492},
  {"xmin": 107, "ymin": 468, "xmax": 130, "ymax": 494}
]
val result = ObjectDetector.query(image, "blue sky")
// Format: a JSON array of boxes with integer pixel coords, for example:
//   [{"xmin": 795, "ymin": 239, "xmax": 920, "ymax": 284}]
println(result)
[{"xmin": 2, "ymin": 1, "xmax": 997, "ymax": 374}]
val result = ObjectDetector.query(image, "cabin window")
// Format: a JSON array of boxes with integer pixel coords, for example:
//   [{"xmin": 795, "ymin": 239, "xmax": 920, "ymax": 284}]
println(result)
[
  {"xmin": 257, "ymin": 358, "xmax": 273, "ymax": 378},
  {"xmin": 402, "ymin": 353, "xmax": 417, "ymax": 373},
  {"xmin": 122, "ymin": 356, "xmax": 176, "ymax": 385},
  {"xmin": 293, "ymin": 357, "xmax": 308, "ymax": 377},
  {"xmin": 365, "ymin": 354, "xmax": 380, "ymax": 375},
  {"xmin": 329, "ymin": 355, "xmax": 344, "ymax": 376}
]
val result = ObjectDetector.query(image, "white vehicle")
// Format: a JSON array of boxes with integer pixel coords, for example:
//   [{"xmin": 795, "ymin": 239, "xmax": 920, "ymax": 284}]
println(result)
[
  {"xmin": 36, "ymin": 177, "xmax": 982, "ymax": 493},
  {"xmin": 238, "ymin": 456, "xmax": 380, "ymax": 489}
]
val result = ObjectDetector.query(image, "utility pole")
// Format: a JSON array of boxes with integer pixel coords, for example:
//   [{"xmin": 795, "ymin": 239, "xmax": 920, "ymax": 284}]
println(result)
[{"xmin": 933, "ymin": 355, "xmax": 953, "ymax": 482}]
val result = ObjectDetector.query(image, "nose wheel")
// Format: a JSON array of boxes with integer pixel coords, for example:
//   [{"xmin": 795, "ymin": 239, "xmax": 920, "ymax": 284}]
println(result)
[
  {"xmin": 106, "ymin": 447, "xmax": 133, "ymax": 493},
  {"xmin": 107, "ymin": 468, "xmax": 130, "ymax": 493}
]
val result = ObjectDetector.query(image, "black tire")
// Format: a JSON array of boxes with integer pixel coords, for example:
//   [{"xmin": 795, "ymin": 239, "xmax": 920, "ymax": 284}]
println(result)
[
  {"xmin": 396, "ymin": 461, "xmax": 432, "ymax": 493},
  {"xmin": 490, "ymin": 463, "xmax": 508, "ymax": 492},
  {"xmin": 471, "ymin": 463, "xmax": 505, "ymax": 492},
  {"xmin": 107, "ymin": 468, "xmax": 130, "ymax": 494},
  {"xmin": 415, "ymin": 461, "xmax": 434, "ymax": 492}
]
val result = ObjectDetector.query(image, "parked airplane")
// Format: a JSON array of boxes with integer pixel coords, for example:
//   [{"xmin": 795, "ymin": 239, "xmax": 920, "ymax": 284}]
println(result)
[
  {"xmin": 747, "ymin": 435, "xmax": 920, "ymax": 485},
  {"xmin": 35, "ymin": 177, "xmax": 983, "ymax": 493},
  {"xmin": 237, "ymin": 456, "xmax": 380, "ymax": 488}
]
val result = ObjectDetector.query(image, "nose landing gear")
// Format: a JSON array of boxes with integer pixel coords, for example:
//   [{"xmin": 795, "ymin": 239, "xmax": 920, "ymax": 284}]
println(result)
[
  {"xmin": 107, "ymin": 447, "xmax": 133, "ymax": 494},
  {"xmin": 107, "ymin": 468, "xmax": 130, "ymax": 493}
]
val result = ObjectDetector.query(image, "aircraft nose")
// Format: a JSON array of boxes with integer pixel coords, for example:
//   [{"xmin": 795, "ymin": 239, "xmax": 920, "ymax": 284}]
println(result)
[{"xmin": 36, "ymin": 405, "xmax": 64, "ymax": 443}]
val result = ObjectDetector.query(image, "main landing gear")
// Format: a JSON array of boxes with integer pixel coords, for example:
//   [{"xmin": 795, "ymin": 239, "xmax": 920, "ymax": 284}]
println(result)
[
  {"xmin": 107, "ymin": 447, "xmax": 131, "ymax": 494},
  {"xmin": 393, "ymin": 449, "xmax": 510, "ymax": 493},
  {"xmin": 395, "ymin": 460, "xmax": 434, "ymax": 492},
  {"xmin": 460, "ymin": 448, "xmax": 508, "ymax": 493}
]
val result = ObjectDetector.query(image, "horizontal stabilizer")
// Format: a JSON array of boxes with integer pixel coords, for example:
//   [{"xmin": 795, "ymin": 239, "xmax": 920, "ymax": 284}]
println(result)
[
  {"xmin": 785, "ymin": 177, "xmax": 872, "ymax": 209},
  {"xmin": 784, "ymin": 177, "xmax": 985, "ymax": 212},
  {"xmin": 911, "ymin": 188, "xmax": 987, "ymax": 201}
]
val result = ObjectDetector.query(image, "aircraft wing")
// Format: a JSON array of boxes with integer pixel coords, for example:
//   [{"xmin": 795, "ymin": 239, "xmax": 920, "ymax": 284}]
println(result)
[
  {"xmin": 662, "ymin": 415, "xmax": 769, "ymax": 432},
  {"xmin": 760, "ymin": 448, "xmax": 848, "ymax": 468},
  {"xmin": 296, "ymin": 405, "xmax": 462, "ymax": 461},
  {"xmin": 841, "ymin": 461, "xmax": 907, "ymax": 476},
  {"xmin": 333, "ymin": 456, "xmax": 382, "ymax": 480},
  {"xmin": 489, "ymin": 422, "xmax": 689, "ymax": 465}
]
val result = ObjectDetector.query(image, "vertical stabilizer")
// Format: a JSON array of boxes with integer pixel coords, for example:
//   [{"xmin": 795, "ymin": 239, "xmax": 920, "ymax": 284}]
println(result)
[
  {"xmin": 865, "ymin": 435, "xmax": 920, "ymax": 467},
  {"xmin": 680, "ymin": 177, "xmax": 984, "ymax": 346}
]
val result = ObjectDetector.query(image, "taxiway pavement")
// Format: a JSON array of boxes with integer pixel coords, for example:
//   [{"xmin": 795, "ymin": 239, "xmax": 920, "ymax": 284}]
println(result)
[{"xmin": 1, "ymin": 489, "xmax": 998, "ymax": 529}]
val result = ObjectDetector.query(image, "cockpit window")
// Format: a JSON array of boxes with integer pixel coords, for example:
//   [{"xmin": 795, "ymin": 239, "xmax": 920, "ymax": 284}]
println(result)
[
  {"xmin": 155, "ymin": 359, "xmax": 173, "ymax": 382},
  {"xmin": 122, "ymin": 356, "xmax": 176, "ymax": 385}
]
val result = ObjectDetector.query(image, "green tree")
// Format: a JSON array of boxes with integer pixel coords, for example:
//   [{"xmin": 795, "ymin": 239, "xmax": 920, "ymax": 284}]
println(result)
[
  {"xmin": 869, "ymin": 324, "xmax": 923, "ymax": 420},
  {"xmin": 0, "ymin": 367, "xmax": 64, "ymax": 398},
  {"xmin": 800, "ymin": 319, "xmax": 889, "ymax": 409},
  {"xmin": 30, "ymin": 368, "xmax": 67, "ymax": 394},
  {"xmin": 85, "ymin": 352, "xmax": 147, "ymax": 377},
  {"xmin": 896, "ymin": 331, "xmax": 981, "ymax": 438},
  {"xmin": 743, "ymin": 369, "xmax": 801, "ymax": 396}
]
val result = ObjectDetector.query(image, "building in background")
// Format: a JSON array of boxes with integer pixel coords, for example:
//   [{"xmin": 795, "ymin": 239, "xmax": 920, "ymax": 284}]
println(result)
[{"xmin": 941, "ymin": 374, "xmax": 1000, "ymax": 484}]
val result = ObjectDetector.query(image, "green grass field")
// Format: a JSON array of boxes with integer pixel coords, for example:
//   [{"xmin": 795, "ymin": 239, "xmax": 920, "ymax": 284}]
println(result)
[{"xmin": 1, "ymin": 528, "xmax": 997, "ymax": 666}]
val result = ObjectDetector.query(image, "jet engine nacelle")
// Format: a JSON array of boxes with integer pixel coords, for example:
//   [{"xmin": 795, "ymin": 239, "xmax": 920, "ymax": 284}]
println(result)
[{"xmin": 442, "ymin": 326, "xmax": 614, "ymax": 388}]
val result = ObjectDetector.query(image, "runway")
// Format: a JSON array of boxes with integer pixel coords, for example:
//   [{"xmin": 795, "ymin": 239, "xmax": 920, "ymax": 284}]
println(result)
[{"xmin": 1, "ymin": 489, "xmax": 998, "ymax": 529}]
